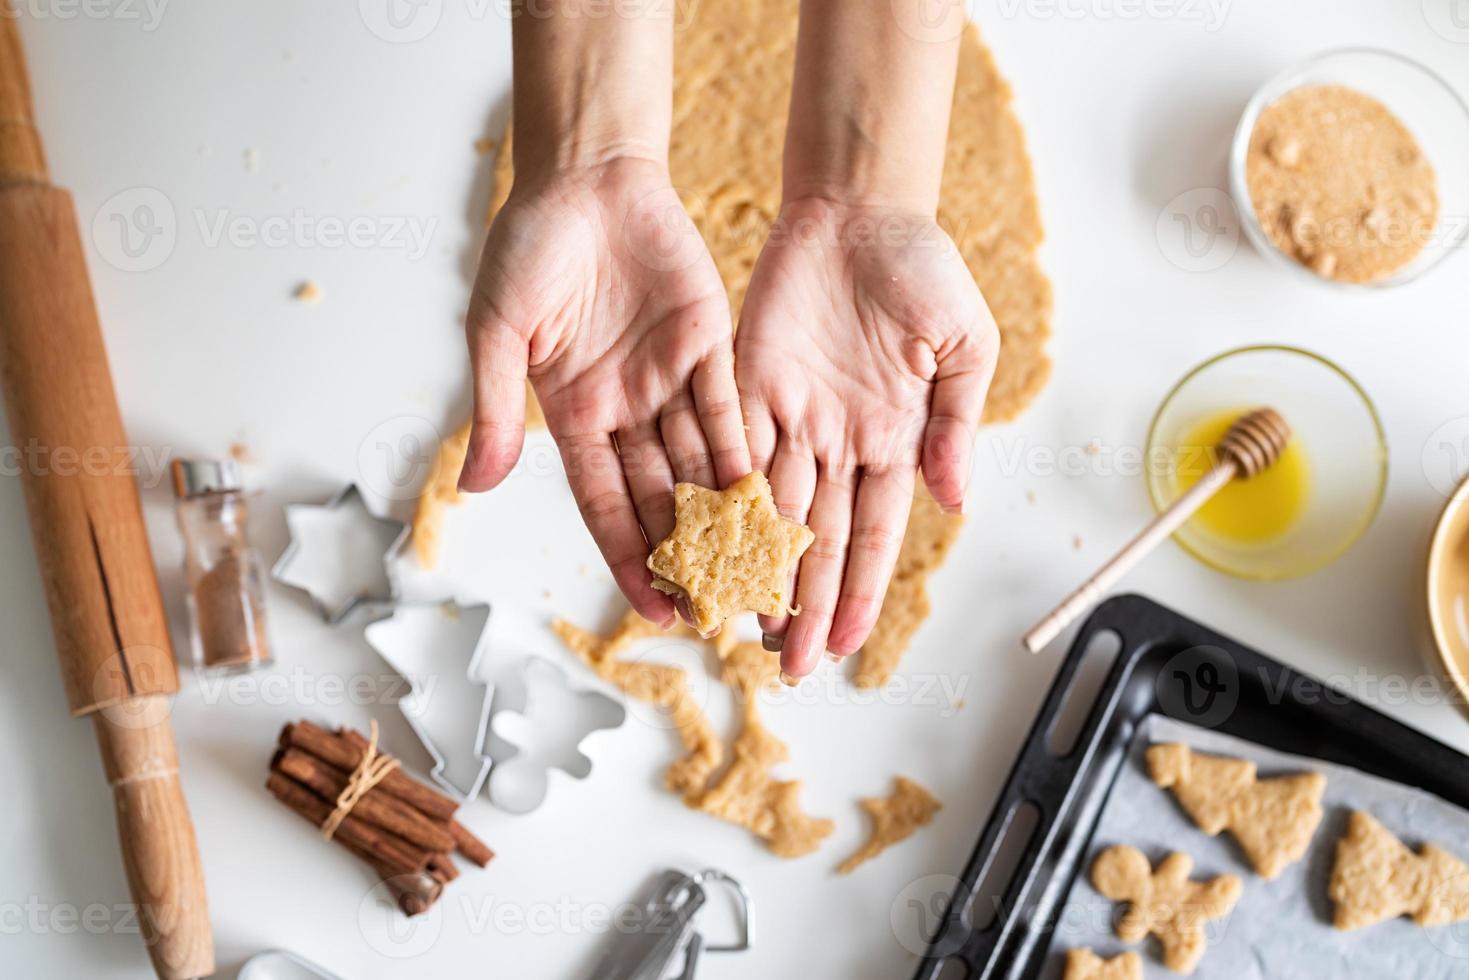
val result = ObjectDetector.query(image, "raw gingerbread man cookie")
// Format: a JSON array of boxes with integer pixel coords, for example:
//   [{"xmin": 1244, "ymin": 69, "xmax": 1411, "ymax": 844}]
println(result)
[
  {"xmin": 646, "ymin": 472, "xmax": 814, "ymax": 635},
  {"xmin": 1091, "ymin": 845, "xmax": 1241, "ymax": 975},
  {"xmin": 1147, "ymin": 743, "xmax": 1325, "ymax": 879},
  {"xmin": 1062, "ymin": 949, "xmax": 1142, "ymax": 980},
  {"xmin": 1330, "ymin": 810, "xmax": 1469, "ymax": 931}
]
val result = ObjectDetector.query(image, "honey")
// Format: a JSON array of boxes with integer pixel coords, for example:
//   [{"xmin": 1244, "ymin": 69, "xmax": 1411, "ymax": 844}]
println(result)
[{"xmin": 1171, "ymin": 409, "xmax": 1311, "ymax": 544}]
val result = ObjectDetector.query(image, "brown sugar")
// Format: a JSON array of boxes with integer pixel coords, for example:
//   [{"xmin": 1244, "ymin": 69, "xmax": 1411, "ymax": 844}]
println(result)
[{"xmin": 1246, "ymin": 85, "xmax": 1438, "ymax": 283}]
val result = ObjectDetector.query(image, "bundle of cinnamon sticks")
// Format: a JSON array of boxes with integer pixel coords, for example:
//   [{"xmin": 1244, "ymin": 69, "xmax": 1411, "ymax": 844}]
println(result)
[{"xmin": 267, "ymin": 720, "xmax": 494, "ymax": 916}]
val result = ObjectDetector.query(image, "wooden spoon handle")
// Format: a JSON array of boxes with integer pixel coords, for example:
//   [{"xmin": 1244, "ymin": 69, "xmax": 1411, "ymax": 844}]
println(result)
[
  {"xmin": 93, "ymin": 701, "xmax": 214, "ymax": 980},
  {"xmin": 1022, "ymin": 458, "xmax": 1238, "ymax": 654}
]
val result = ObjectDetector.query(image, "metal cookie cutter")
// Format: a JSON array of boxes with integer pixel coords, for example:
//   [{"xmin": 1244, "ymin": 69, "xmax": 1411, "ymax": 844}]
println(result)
[
  {"xmin": 273, "ymin": 483, "xmax": 409, "ymax": 623},
  {"xmin": 591, "ymin": 869, "xmax": 753, "ymax": 980},
  {"xmin": 362, "ymin": 600, "xmax": 495, "ymax": 801},
  {"xmin": 483, "ymin": 656, "xmax": 626, "ymax": 814}
]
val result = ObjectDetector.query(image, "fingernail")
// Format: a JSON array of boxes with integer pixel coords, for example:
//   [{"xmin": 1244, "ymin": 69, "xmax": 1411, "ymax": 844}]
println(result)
[
  {"xmin": 762, "ymin": 633, "xmax": 783, "ymax": 653},
  {"xmin": 825, "ymin": 651, "xmax": 843, "ymax": 663},
  {"xmin": 779, "ymin": 670, "xmax": 800, "ymax": 688}
]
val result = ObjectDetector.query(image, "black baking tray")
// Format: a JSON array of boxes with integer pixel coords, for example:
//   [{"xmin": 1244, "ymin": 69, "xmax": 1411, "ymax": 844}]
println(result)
[{"xmin": 913, "ymin": 593, "xmax": 1469, "ymax": 979}]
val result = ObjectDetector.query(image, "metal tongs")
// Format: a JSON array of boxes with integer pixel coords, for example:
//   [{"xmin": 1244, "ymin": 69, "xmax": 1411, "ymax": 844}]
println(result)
[{"xmin": 591, "ymin": 869, "xmax": 753, "ymax": 980}]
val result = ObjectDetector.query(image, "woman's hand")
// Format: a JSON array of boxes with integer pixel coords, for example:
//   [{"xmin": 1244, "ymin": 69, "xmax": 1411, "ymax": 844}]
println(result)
[
  {"xmin": 736, "ymin": 198, "xmax": 999, "ymax": 677},
  {"xmin": 459, "ymin": 157, "xmax": 748, "ymax": 628}
]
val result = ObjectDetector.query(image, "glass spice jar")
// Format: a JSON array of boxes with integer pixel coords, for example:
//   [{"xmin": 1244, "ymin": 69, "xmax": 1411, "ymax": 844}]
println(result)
[{"xmin": 171, "ymin": 458, "xmax": 273, "ymax": 673}]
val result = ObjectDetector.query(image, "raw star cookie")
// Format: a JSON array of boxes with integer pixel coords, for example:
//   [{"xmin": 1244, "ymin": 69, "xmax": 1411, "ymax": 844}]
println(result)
[
  {"xmin": 1063, "ymin": 949, "xmax": 1142, "ymax": 980},
  {"xmin": 487, "ymin": 2, "xmax": 1053, "ymax": 422},
  {"xmin": 1246, "ymin": 84, "xmax": 1438, "ymax": 283},
  {"xmin": 837, "ymin": 776, "xmax": 943, "ymax": 874},
  {"xmin": 1091, "ymin": 846, "xmax": 1241, "ymax": 975},
  {"xmin": 646, "ymin": 472, "xmax": 814, "ymax": 636},
  {"xmin": 1146, "ymin": 743, "xmax": 1325, "ymax": 879},
  {"xmin": 855, "ymin": 493, "xmax": 964, "ymax": 689},
  {"xmin": 1329, "ymin": 810, "xmax": 1469, "ymax": 931}
]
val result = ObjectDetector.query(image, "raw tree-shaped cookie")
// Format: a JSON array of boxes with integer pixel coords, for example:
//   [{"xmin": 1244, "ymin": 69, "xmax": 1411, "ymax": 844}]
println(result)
[
  {"xmin": 1063, "ymin": 949, "xmax": 1142, "ymax": 980},
  {"xmin": 1091, "ymin": 846, "xmax": 1241, "ymax": 975},
  {"xmin": 1147, "ymin": 743, "xmax": 1325, "ymax": 879},
  {"xmin": 646, "ymin": 472, "xmax": 814, "ymax": 635},
  {"xmin": 1329, "ymin": 810, "xmax": 1469, "ymax": 931},
  {"xmin": 838, "ymin": 776, "xmax": 943, "ymax": 873}
]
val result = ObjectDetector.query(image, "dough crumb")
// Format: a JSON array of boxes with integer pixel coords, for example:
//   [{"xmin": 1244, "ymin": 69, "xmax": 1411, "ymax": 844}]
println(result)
[
  {"xmin": 293, "ymin": 281, "xmax": 323, "ymax": 304},
  {"xmin": 837, "ymin": 776, "xmax": 942, "ymax": 874},
  {"xmin": 646, "ymin": 472, "xmax": 814, "ymax": 636},
  {"xmin": 1329, "ymin": 810, "xmax": 1469, "ymax": 931},
  {"xmin": 1246, "ymin": 85, "xmax": 1438, "ymax": 283},
  {"xmin": 1147, "ymin": 742, "xmax": 1325, "ymax": 879},
  {"xmin": 1091, "ymin": 846, "xmax": 1241, "ymax": 975},
  {"xmin": 1062, "ymin": 949, "xmax": 1142, "ymax": 980}
]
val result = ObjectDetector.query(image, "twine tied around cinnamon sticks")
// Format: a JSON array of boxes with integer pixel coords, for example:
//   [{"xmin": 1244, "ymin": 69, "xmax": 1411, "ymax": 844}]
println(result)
[
  {"xmin": 268, "ymin": 719, "xmax": 494, "ymax": 916},
  {"xmin": 319, "ymin": 719, "xmax": 398, "ymax": 841}
]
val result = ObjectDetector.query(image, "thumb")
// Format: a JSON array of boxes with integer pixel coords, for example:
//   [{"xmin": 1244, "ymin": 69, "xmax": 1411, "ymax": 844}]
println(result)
[{"xmin": 458, "ymin": 321, "xmax": 530, "ymax": 492}]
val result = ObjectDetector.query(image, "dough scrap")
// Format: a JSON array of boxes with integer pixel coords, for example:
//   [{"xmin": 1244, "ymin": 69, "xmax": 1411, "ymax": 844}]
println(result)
[
  {"xmin": 837, "ymin": 776, "xmax": 942, "ymax": 874},
  {"xmin": 1146, "ymin": 742, "xmax": 1325, "ymax": 879},
  {"xmin": 695, "ymin": 635, "xmax": 832, "ymax": 856},
  {"xmin": 553, "ymin": 610, "xmax": 832, "ymax": 855},
  {"xmin": 855, "ymin": 494, "xmax": 964, "ymax": 689},
  {"xmin": 1090, "ymin": 845, "xmax": 1241, "ymax": 975},
  {"xmin": 487, "ymin": 4, "xmax": 1052, "ymax": 422},
  {"xmin": 1245, "ymin": 84, "xmax": 1438, "ymax": 283},
  {"xmin": 646, "ymin": 472, "xmax": 815, "ymax": 636},
  {"xmin": 411, "ymin": 420, "xmax": 472, "ymax": 569},
  {"xmin": 408, "ymin": 398, "xmax": 546, "ymax": 570},
  {"xmin": 1062, "ymin": 949, "xmax": 1142, "ymax": 980},
  {"xmin": 552, "ymin": 612, "xmax": 723, "ymax": 799},
  {"xmin": 1329, "ymin": 810, "xmax": 1469, "ymax": 931}
]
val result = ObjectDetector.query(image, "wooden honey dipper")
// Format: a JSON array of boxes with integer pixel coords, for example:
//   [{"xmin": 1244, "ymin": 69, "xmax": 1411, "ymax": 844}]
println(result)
[{"xmin": 1023, "ymin": 408, "xmax": 1292, "ymax": 654}]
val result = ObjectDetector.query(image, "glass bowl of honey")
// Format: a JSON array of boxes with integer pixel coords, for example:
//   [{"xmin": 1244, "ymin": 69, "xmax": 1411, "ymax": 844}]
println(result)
[{"xmin": 1145, "ymin": 345, "xmax": 1388, "ymax": 581}]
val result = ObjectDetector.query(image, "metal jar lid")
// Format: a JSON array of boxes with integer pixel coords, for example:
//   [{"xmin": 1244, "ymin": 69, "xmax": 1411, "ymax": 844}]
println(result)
[{"xmin": 170, "ymin": 458, "xmax": 243, "ymax": 498}]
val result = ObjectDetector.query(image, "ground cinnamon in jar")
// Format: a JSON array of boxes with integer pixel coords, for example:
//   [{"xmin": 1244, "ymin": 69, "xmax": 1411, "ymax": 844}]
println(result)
[{"xmin": 172, "ymin": 459, "xmax": 273, "ymax": 672}]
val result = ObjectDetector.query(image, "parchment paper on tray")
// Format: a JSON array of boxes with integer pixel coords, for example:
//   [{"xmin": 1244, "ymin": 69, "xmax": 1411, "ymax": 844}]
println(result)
[{"xmin": 1047, "ymin": 715, "xmax": 1469, "ymax": 979}]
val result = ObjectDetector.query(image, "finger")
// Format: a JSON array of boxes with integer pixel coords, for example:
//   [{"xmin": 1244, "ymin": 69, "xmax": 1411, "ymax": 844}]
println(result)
[
  {"xmin": 459, "ymin": 321, "xmax": 529, "ymax": 492},
  {"xmin": 758, "ymin": 433, "xmax": 817, "ymax": 643},
  {"xmin": 560, "ymin": 430, "xmax": 675, "ymax": 628},
  {"xmin": 922, "ymin": 321, "xmax": 999, "ymax": 513},
  {"xmin": 827, "ymin": 466, "xmax": 916, "ymax": 657},
  {"xmin": 690, "ymin": 347, "xmax": 751, "ymax": 488},
  {"xmin": 742, "ymin": 392, "xmax": 779, "ymax": 475},
  {"xmin": 660, "ymin": 388, "xmax": 716, "ymax": 488},
  {"xmin": 615, "ymin": 421, "xmax": 678, "ymax": 547},
  {"xmin": 781, "ymin": 465, "xmax": 856, "ymax": 679}
]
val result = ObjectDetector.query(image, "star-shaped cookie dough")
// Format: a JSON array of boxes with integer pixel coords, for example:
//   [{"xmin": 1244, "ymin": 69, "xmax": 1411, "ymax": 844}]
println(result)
[{"xmin": 646, "ymin": 472, "xmax": 814, "ymax": 635}]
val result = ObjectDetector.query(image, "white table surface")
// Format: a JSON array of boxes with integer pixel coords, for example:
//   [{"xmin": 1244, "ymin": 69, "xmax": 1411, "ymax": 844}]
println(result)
[{"xmin": 5, "ymin": 1, "xmax": 1469, "ymax": 977}]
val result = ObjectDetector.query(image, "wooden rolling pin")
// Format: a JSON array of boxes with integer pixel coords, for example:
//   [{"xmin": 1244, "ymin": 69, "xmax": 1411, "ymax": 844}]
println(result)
[
  {"xmin": 0, "ymin": 11, "xmax": 213, "ymax": 979},
  {"xmin": 1023, "ymin": 408, "xmax": 1291, "ymax": 654}
]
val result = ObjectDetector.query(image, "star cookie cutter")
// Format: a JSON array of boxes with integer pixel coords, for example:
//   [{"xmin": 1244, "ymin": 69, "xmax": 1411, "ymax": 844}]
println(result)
[{"xmin": 272, "ymin": 483, "xmax": 409, "ymax": 624}]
